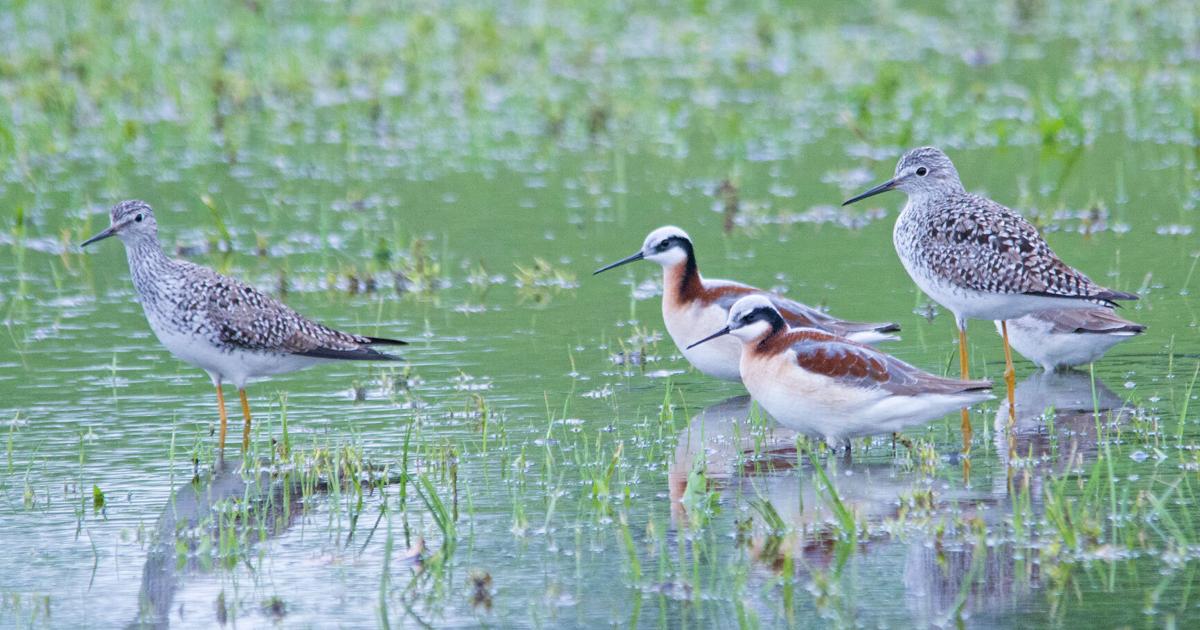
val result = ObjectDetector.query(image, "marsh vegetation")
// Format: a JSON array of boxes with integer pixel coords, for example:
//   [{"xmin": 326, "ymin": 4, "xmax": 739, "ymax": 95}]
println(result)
[{"xmin": 1, "ymin": 0, "xmax": 1197, "ymax": 627}]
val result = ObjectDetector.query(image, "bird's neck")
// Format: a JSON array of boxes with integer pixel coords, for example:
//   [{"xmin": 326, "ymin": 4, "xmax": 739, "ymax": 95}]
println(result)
[
  {"xmin": 751, "ymin": 319, "xmax": 789, "ymax": 355},
  {"xmin": 907, "ymin": 182, "xmax": 966, "ymax": 208},
  {"xmin": 124, "ymin": 236, "xmax": 173, "ymax": 295},
  {"xmin": 662, "ymin": 254, "xmax": 701, "ymax": 307}
]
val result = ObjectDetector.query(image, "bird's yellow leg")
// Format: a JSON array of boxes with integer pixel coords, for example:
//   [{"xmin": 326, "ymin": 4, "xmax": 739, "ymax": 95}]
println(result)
[
  {"xmin": 1001, "ymin": 321, "xmax": 1017, "ymax": 432},
  {"xmin": 216, "ymin": 385, "xmax": 229, "ymax": 453},
  {"xmin": 239, "ymin": 389, "xmax": 252, "ymax": 452},
  {"xmin": 958, "ymin": 325, "xmax": 972, "ymax": 450}
]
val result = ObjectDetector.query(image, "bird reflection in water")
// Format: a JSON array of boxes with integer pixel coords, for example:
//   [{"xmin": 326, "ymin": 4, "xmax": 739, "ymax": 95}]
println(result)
[
  {"xmin": 668, "ymin": 377, "xmax": 1135, "ymax": 625},
  {"xmin": 130, "ymin": 458, "xmax": 302, "ymax": 629},
  {"xmin": 126, "ymin": 454, "xmax": 406, "ymax": 629},
  {"xmin": 994, "ymin": 369, "xmax": 1132, "ymax": 474}
]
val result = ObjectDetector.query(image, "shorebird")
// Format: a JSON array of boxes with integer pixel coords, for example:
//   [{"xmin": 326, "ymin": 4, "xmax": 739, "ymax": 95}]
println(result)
[
  {"xmin": 81, "ymin": 200, "xmax": 406, "ymax": 452},
  {"xmin": 594, "ymin": 225, "xmax": 899, "ymax": 381},
  {"xmin": 997, "ymin": 308, "xmax": 1144, "ymax": 371},
  {"xmin": 687, "ymin": 295, "xmax": 992, "ymax": 450},
  {"xmin": 842, "ymin": 146, "xmax": 1137, "ymax": 442}
]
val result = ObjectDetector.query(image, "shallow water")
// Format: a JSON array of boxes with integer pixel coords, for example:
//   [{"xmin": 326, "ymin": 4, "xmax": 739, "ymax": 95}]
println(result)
[{"xmin": 2, "ymin": 1, "xmax": 1199, "ymax": 627}]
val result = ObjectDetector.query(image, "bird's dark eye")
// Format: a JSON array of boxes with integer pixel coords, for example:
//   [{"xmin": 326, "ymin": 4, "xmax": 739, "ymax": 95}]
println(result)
[
  {"xmin": 134, "ymin": 213, "xmax": 144, "ymax": 223},
  {"xmin": 658, "ymin": 240, "xmax": 671, "ymax": 251},
  {"xmin": 915, "ymin": 167, "xmax": 928, "ymax": 177}
]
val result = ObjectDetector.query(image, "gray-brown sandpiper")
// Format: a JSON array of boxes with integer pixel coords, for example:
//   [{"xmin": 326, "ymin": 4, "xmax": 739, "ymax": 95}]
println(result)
[
  {"xmin": 81, "ymin": 200, "xmax": 406, "ymax": 452},
  {"xmin": 842, "ymin": 147, "xmax": 1137, "ymax": 444},
  {"xmin": 997, "ymin": 308, "xmax": 1144, "ymax": 371}
]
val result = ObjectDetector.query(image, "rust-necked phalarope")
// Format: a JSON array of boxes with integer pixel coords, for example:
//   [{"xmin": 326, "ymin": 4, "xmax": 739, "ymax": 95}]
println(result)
[
  {"xmin": 688, "ymin": 295, "xmax": 992, "ymax": 449},
  {"xmin": 594, "ymin": 225, "xmax": 899, "ymax": 381}
]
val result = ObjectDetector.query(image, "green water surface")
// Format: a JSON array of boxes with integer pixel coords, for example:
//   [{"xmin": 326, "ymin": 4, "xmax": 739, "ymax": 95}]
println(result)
[{"xmin": 1, "ymin": 1, "xmax": 1198, "ymax": 627}]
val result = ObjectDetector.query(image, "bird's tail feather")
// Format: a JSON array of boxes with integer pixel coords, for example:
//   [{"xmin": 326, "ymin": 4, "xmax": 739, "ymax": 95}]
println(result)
[{"xmin": 365, "ymin": 336, "xmax": 408, "ymax": 346}]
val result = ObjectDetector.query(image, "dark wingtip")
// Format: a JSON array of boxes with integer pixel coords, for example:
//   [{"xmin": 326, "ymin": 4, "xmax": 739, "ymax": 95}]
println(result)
[
  {"xmin": 1022, "ymin": 289, "xmax": 1136, "ymax": 309},
  {"xmin": 296, "ymin": 346, "xmax": 403, "ymax": 361},
  {"xmin": 366, "ymin": 336, "xmax": 408, "ymax": 346},
  {"xmin": 1077, "ymin": 323, "xmax": 1147, "ymax": 336},
  {"xmin": 1099, "ymin": 289, "xmax": 1139, "ymax": 302},
  {"xmin": 877, "ymin": 322, "xmax": 902, "ymax": 333}
]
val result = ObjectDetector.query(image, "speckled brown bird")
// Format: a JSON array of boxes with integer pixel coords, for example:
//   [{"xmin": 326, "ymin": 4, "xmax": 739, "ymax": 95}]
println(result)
[
  {"xmin": 81, "ymin": 200, "xmax": 405, "ymax": 452},
  {"xmin": 843, "ymin": 147, "xmax": 1137, "ymax": 441}
]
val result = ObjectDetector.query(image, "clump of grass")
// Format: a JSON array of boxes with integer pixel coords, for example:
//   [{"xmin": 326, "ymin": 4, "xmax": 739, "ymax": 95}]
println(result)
[
  {"xmin": 395, "ymin": 238, "xmax": 443, "ymax": 293},
  {"xmin": 513, "ymin": 257, "xmax": 578, "ymax": 305}
]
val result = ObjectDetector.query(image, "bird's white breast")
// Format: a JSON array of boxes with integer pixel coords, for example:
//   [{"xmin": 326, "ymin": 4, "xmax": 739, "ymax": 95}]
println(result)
[
  {"xmin": 662, "ymin": 300, "xmax": 743, "ymax": 381},
  {"xmin": 739, "ymin": 349, "xmax": 884, "ymax": 440}
]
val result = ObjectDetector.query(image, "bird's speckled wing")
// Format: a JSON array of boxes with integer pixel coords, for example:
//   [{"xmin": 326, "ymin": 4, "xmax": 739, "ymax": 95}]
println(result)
[
  {"xmin": 181, "ymin": 262, "xmax": 382, "ymax": 357},
  {"xmin": 786, "ymin": 330, "xmax": 992, "ymax": 396},
  {"xmin": 915, "ymin": 193, "xmax": 1132, "ymax": 303}
]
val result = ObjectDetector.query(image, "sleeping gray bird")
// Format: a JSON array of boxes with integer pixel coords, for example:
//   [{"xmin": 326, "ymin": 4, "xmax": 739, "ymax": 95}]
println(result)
[{"xmin": 996, "ymin": 308, "xmax": 1144, "ymax": 371}]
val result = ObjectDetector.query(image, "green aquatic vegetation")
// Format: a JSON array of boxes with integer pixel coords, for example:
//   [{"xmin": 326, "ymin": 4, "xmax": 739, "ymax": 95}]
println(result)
[
  {"xmin": 513, "ymin": 257, "xmax": 578, "ymax": 305},
  {"xmin": 679, "ymin": 457, "xmax": 719, "ymax": 529},
  {"xmin": 2, "ymin": 0, "xmax": 1199, "ymax": 626},
  {"xmin": 395, "ymin": 237, "xmax": 443, "ymax": 294}
]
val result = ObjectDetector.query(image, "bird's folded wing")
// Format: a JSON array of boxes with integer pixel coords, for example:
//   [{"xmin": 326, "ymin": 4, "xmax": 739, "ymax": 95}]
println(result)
[
  {"xmin": 199, "ymin": 268, "xmax": 370, "ymax": 355},
  {"xmin": 1037, "ymin": 308, "xmax": 1145, "ymax": 335},
  {"xmin": 928, "ymin": 194, "xmax": 1106, "ymax": 299},
  {"xmin": 790, "ymin": 332, "xmax": 989, "ymax": 396}
]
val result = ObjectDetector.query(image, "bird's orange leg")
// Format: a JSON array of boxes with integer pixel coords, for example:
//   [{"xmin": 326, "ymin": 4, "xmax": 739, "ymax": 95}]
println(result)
[
  {"xmin": 239, "ymin": 389, "xmax": 252, "ymax": 452},
  {"xmin": 958, "ymin": 324, "xmax": 972, "ymax": 451},
  {"xmin": 1001, "ymin": 321, "xmax": 1017, "ymax": 431},
  {"xmin": 216, "ymin": 385, "xmax": 229, "ymax": 452}
]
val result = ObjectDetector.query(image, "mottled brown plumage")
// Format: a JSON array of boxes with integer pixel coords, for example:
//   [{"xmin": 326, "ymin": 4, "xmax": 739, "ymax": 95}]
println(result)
[{"xmin": 81, "ymin": 199, "xmax": 407, "ymax": 451}]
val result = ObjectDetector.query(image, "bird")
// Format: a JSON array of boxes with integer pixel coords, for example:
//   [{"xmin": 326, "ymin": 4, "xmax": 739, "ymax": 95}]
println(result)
[
  {"xmin": 842, "ymin": 146, "xmax": 1137, "ymax": 444},
  {"xmin": 687, "ymin": 295, "xmax": 993, "ymax": 450},
  {"xmin": 593, "ymin": 225, "xmax": 900, "ymax": 381},
  {"xmin": 80, "ymin": 200, "xmax": 406, "ymax": 452},
  {"xmin": 996, "ymin": 308, "xmax": 1144, "ymax": 371}
]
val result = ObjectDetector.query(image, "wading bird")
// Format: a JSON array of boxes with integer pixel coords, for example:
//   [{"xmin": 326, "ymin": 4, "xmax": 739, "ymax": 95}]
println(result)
[
  {"xmin": 997, "ymin": 308, "xmax": 1144, "ymax": 371},
  {"xmin": 81, "ymin": 200, "xmax": 405, "ymax": 452},
  {"xmin": 688, "ymin": 295, "xmax": 992, "ymax": 451},
  {"xmin": 843, "ymin": 147, "xmax": 1136, "ymax": 444},
  {"xmin": 594, "ymin": 225, "xmax": 899, "ymax": 381}
]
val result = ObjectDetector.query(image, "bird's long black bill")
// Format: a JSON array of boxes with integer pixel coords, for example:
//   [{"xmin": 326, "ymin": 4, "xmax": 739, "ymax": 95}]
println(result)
[
  {"xmin": 592, "ymin": 251, "xmax": 645, "ymax": 275},
  {"xmin": 81, "ymin": 225, "xmax": 117, "ymax": 247},
  {"xmin": 687, "ymin": 326, "xmax": 731, "ymax": 349},
  {"xmin": 842, "ymin": 178, "xmax": 897, "ymax": 206}
]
